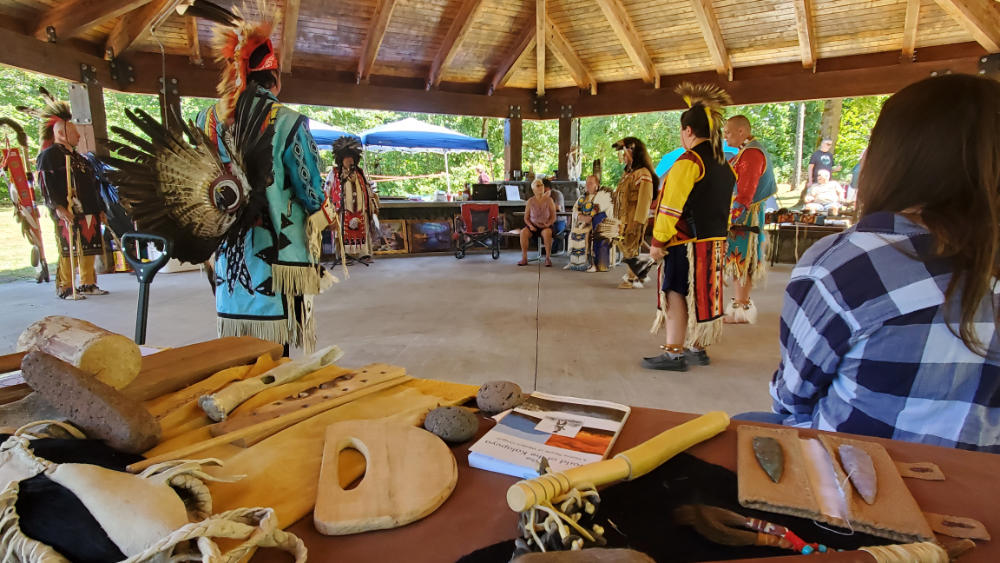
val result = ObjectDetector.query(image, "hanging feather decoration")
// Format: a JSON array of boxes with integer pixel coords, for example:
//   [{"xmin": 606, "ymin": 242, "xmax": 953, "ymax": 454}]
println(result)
[
  {"xmin": 177, "ymin": 0, "xmax": 240, "ymax": 27},
  {"xmin": 675, "ymin": 82, "xmax": 731, "ymax": 164},
  {"xmin": 102, "ymin": 89, "xmax": 275, "ymax": 264},
  {"xmin": 0, "ymin": 118, "xmax": 29, "ymax": 149}
]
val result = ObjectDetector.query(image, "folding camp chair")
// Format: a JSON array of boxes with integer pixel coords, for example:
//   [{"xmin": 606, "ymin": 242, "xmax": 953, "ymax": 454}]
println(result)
[{"xmin": 453, "ymin": 203, "xmax": 502, "ymax": 259}]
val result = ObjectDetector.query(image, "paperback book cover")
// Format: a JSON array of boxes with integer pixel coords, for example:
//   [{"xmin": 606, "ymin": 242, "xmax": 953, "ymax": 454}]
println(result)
[{"xmin": 468, "ymin": 391, "xmax": 631, "ymax": 479}]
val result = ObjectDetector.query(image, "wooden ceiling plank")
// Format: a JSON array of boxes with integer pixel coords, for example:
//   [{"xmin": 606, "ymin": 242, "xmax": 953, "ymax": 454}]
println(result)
[
  {"xmin": 537, "ymin": 0, "xmax": 546, "ymax": 95},
  {"xmin": 427, "ymin": 0, "xmax": 486, "ymax": 88},
  {"xmin": 104, "ymin": 0, "xmax": 180, "ymax": 60},
  {"xmin": 902, "ymin": 0, "xmax": 920, "ymax": 58},
  {"xmin": 34, "ymin": 0, "xmax": 153, "ymax": 42},
  {"xmin": 592, "ymin": 0, "xmax": 660, "ymax": 86},
  {"xmin": 791, "ymin": 0, "xmax": 817, "ymax": 69},
  {"xmin": 689, "ymin": 0, "xmax": 731, "ymax": 76},
  {"xmin": 281, "ymin": 0, "xmax": 301, "ymax": 73},
  {"xmin": 489, "ymin": 25, "xmax": 537, "ymax": 94},
  {"xmin": 933, "ymin": 0, "xmax": 1000, "ymax": 52},
  {"xmin": 545, "ymin": 15, "xmax": 597, "ymax": 94},
  {"xmin": 357, "ymin": 0, "xmax": 400, "ymax": 83},
  {"xmin": 185, "ymin": 16, "xmax": 202, "ymax": 65}
]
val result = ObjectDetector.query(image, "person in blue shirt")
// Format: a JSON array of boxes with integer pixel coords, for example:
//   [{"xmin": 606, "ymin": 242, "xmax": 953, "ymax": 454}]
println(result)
[{"xmin": 768, "ymin": 74, "xmax": 1000, "ymax": 452}]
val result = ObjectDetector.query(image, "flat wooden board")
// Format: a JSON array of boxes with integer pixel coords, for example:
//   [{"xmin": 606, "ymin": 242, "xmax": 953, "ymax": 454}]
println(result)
[
  {"xmin": 818, "ymin": 433, "xmax": 935, "ymax": 542},
  {"xmin": 121, "ymin": 337, "xmax": 283, "ymax": 401},
  {"xmin": 210, "ymin": 364, "xmax": 406, "ymax": 437},
  {"xmin": 314, "ymin": 419, "xmax": 457, "ymax": 535},
  {"xmin": 206, "ymin": 378, "xmax": 476, "ymax": 529}
]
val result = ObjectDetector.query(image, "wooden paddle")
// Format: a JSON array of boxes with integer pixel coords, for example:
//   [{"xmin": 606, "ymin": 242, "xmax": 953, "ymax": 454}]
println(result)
[{"xmin": 314, "ymin": 419, "xmax": 457, "ymax": 535}]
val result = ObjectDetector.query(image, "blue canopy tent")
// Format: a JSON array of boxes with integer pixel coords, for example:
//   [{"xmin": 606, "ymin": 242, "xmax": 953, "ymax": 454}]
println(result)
[
  {"xmin": 308, "ymin": 119, "xmax": 360, "ymax": 150},
  {"xmin": 360, "ymin": 118, "xmax": 490, "ymax": 189},
  {"xmin": 654, "ymin": 143, "xmax": 739, "ymax": 177}
]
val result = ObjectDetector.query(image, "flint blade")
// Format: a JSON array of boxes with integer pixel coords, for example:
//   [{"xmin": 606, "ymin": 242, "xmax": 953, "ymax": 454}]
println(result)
[
  {"xmin": 839, "ymin": 444, "xmax": 877, "ymax": 504},
  {"xmin": 752, "ymin": 436, "xmax": 784, "ymax": 483}
]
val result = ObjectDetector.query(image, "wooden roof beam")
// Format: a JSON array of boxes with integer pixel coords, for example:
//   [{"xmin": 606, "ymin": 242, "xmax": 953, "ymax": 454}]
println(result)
[
  {"xmin": 537, "ymin": 0, "xmax": 546, "ymax": 95},
  {"xmin": 545, "ymin": 16, "xmax": 597, "ymax": 95},
  {"xmin": 35, "ymin": 0, "xmax": 153, "ymax": 42},
  {"xmin": 487, "ymin": 24, "xmax": 536, "ymax": 95},
  {"xmin": 185, "ymin": 15, "xmax": 202, "ymax": 65},
  {"xmin": 792, "ymin": 0, "xmax": 817, "ymax": 69},
  {"xmin": 593, "ymin": 0, "xmax": 659, "ymax": 87},
  {"xmin": 902, "ymin": 0, "xmax": 920, "ymax": 59},
  {"xmin": 933, "ymin": 0, "xmax": 1000, "ymax": 52},
  {"xmin": 427, "ymin": 0, "xmax": 485, "ymax": 89},
  {"xmin": 357, "ymin": 0, "xmax": 399, "ymax": 83},
  {"xmin": 690, "ymin": 0, "xmax": 731, "ymax": 77},
  {"xmin": 105, "ymin": 0, "xmax": 181, "ymax": 60},
  {"xmin": 281, "ymin": 0, "xmax": 301, "ymax": 73}
]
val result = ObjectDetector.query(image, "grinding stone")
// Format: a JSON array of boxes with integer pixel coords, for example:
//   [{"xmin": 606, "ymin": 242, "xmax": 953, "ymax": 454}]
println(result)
[
  {"xmin": 424, "ymin": 406, "xmax": 478, "ymax": 443},
  {"xmin": 476, "ymin": 380, "xmax": 523, "ymax": 414}
]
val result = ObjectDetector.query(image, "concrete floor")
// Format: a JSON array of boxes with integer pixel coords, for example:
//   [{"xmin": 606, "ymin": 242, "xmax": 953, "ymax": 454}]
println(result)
[{"xmin": 0, "ymin": 251, "xmax": 791, "ymax": 415}]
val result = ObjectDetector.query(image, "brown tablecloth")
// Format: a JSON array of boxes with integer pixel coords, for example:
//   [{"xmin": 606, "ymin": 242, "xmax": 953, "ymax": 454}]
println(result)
[{"xmin": 253, "ymin": 407, "xmax": 998, "ymax": 562}]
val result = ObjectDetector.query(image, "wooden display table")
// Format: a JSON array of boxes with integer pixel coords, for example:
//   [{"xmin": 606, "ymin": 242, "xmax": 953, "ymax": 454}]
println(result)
[
  {"xmin": 767, "ymin": 223, "xmax": 848, "ymax": 265},
  {"xmin": 254, "ymin": 407, "xmax": 999, "ymax": 562}
]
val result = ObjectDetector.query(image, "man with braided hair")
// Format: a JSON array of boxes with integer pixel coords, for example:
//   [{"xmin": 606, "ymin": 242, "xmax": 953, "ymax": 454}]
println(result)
[
  {"xmin": 643, "ymin": 83, "xmax": 736, "ymax": 371},
  {"xmin": 611, "ymin": 137, "xmax": 657, "ymax": 289}
]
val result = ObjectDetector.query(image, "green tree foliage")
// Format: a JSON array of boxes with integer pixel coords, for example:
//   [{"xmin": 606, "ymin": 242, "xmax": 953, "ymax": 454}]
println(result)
[
  {"xmin": 837, "ymin": 96, "xmax": 886, "ymax": 181},
  {"xmin": 0, "ymin": 65, "xmax": 882, "ymax": 203}
]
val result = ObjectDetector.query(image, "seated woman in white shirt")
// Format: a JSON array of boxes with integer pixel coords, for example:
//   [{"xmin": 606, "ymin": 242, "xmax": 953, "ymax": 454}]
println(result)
[{"xmin": 803, "ymin": 169, "xmax": 843, "ymax": 215}]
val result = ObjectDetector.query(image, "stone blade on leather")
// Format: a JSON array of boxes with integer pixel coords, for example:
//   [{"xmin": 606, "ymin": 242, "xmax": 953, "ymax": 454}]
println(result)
[
  {"xmin": 839, "ymin": 444, "xmax": 877, "ymax": 504},
  {"xmin": 752, "ymin": 436, "xmax": 784, "ymax": 483}
]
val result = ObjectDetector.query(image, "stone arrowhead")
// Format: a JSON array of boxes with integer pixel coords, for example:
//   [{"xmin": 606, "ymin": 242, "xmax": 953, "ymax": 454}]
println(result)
[
  {"xmin": 753, "ymin": 436, "xmax": 784, "ymax": 483},
  {"xmin": 839, "ymin": 444, "xmax": 877, "ymax": 504}
]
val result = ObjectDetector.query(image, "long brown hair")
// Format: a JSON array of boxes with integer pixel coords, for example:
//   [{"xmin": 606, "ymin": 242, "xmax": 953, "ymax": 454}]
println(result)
[{"xmin": 857, "ymin": 74, "xmax": 1000, "ymax": 355}]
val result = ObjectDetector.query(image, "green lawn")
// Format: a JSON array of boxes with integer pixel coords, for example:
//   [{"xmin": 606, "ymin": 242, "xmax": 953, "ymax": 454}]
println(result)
[{"xmin": 0, "ymin": 204, "xmax": 58, "ymax": 283}]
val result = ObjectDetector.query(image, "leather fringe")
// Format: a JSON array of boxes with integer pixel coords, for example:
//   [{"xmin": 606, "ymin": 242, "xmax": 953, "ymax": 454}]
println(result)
[{"xmin": 217, "ymin": 317, "xmax": 290, "ymax": 347}]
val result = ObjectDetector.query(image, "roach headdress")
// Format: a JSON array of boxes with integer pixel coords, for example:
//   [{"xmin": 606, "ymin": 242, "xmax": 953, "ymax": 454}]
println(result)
[
  {"xmin": 212, "ymin": 0, "xmax": 281, "ymax": 121},
  {"xmin": 16, "ymin": 87, "xmax": 72, "ymax": 150},
  {"xmin": 675, "ymin": 82, "xmax": 731, "ymax": 164},
  {"xmin": 332, "ymin": 136, "xmax": 363, "ymax": 167}
]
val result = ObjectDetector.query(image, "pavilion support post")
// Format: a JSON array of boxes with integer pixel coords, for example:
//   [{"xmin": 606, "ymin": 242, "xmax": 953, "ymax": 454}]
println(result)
[
  {"xmin": 504, "ymin": 117, "xmax": 523, "ymax": 181},
  {"xmin": 68, "ymin": 81, "xmax": 109, "ymax": 157},
  {"xmin": 792, "ymin": 101, "xmax": 806, "ymax": 190},
  {"xmin": 557, "ymin": 111, "xmax": 579, "ymax": 181},
  {"xmin": 159, "ymin": 75, "xmax": 182, "ymax": 134}
]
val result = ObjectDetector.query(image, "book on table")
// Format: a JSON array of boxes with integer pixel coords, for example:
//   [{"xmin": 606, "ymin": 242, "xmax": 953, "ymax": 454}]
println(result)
[{"xmin": 467, "ymin": 391, "xmax": 631, "ymax": 479}]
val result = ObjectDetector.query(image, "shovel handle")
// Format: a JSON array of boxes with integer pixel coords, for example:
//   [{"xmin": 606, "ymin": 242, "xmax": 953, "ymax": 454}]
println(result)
[{"xmin": 121, "ymin": 233, "xmax": 172, "ymax": 345}]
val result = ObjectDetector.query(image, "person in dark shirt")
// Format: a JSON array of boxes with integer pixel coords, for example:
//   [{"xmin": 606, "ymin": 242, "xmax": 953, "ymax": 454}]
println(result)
[
  {"xmin": 806, "ymin": 138, "xmax": 841, "ymax": 184},
  {"xmin": 33, "ymin": 98, "xmax": 107, "ymax": 300}
]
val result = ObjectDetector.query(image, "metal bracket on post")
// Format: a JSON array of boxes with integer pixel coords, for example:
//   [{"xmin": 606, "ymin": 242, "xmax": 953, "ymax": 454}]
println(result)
[
  {"xmin": 68, "ymin": 83, "xmax": 93, "ymax": 125},
  {"xmin": 79, "ymin": 63, "xmax": 99, "ymax": 86},
  {"xmin": 532, "ymin": 96, "xmax": 548, "ymax": 118},
  {"xmin": 507, "ymin": 105, "xmax": 521, "ymax": 119},
  {"xmin": 979, "ymin": 54, "xmax": 1000, "ymax": 78},
  {"xmin": 44, "ymin": 26, "xmax": 57, "ymax": 43},
  {"xmin": 109, "ymin": 58, "xmax": 136, "ymax": 90},
  {"xmin": 159, "ymin": 76, "xmax": 182, "ymax": 132},
  {"xmin": 560, "ymin": 105, "xmax": 573, "ymax": 119},
  {"xmin": 159, "ymin": 76, "xmax": 180, "ymax": 98}
]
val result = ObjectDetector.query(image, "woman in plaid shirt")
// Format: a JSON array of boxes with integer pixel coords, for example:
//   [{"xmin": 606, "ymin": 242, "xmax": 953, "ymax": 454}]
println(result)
[{"xmin": 770, "ymin": 75, "xmax": 1000, "ymax": 452}]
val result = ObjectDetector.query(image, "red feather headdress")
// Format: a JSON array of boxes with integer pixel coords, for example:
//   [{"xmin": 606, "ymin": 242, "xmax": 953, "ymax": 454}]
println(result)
[{"xmin": 213, "ymin": 1, "xmax": 281, "ymax": 121}]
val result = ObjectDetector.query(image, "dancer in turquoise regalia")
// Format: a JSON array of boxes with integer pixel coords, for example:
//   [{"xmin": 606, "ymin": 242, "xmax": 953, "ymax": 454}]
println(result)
[{"xmin": 198, "ymin": 4, "xmax": 336, "ymax": 352}]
